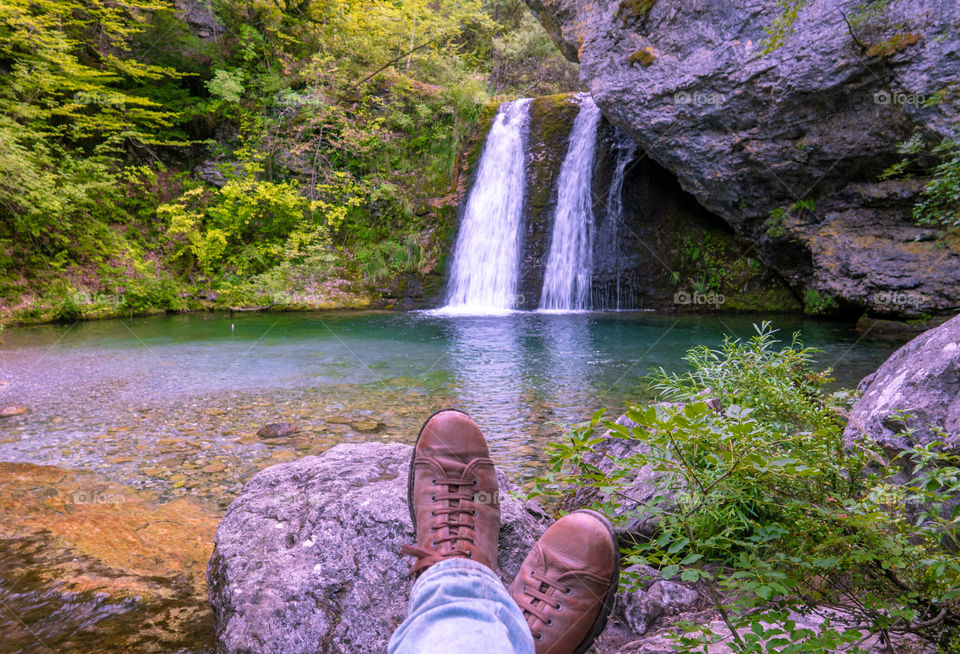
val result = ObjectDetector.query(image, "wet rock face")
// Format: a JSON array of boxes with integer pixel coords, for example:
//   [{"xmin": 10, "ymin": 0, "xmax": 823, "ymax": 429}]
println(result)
[
  {"xmin": 524, "ymin": 0, "xmax": 960, "ymax": 317},
  {"xmin": 845, "ymin": 312, "xmax": 960, "ymax": 453},
  {"xmin": 207, "ymin": 442, "xmax": 551, "ymax": 654},
  {"xmin": 515, "ymin": 94, "xmax": 797, "ymax": 311}
]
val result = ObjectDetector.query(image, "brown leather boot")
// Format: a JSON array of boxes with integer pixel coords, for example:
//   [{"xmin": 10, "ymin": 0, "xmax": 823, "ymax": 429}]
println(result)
[
  {"xmin": 509, "ymin": 509, "xmax": 619, "ymax": 654},
  {"xmin": 401, "ymin": 409, "xmax": 500, "ymax": 576}
]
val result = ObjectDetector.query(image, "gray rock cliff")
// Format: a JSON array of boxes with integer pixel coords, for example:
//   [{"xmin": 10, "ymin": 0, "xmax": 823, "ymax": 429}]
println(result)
[{"xmin": 524, "ymin": 0, "xmax": 960, "ymax": 317}]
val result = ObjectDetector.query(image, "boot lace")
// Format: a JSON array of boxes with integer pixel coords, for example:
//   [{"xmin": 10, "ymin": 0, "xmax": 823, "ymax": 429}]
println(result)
[
  {"xmin": 517, "ymin": 567, "xmax": 609, "ymax": 641},
  {"xmin": 515, "ymin": 569, "xmax": 567, "ymax": 626},
  {"xmin": 402, "ymin": 475, "xmax": 479, "ymax": 575}
]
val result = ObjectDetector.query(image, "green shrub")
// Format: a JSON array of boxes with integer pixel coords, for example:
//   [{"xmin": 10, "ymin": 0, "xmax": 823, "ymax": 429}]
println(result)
[
  {"xmin": 533, "ymin": 323, "xmax": 960, "ymax": 652},
  {"xmin": 803, "ymin": 288, "xmax": 839, "ymax": 315},
  {"xmin": 915, "ymin": 140, "xmax": 960, "ymax": 230}
]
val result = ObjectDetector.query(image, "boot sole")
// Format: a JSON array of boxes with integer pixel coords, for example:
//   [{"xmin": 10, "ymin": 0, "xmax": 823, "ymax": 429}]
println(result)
[
  {"xmin": 406, "ymin": 407, "xmax": 473, "ymax": 531},
  {"xmin": 569, "ymin": 509, "xmax": 621, "ymax": 654}
]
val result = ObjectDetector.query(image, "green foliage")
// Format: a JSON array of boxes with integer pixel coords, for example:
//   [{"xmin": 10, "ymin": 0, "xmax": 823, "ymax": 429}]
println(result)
[
  {"xmin": 487, "ymin": 4, "xmax": 579, "ymax": 94},
  {"xmin": 914, "ymin": 140, "xmax": 960, "ymax": 230},
  {"xmin": 1, "ymin": 0, "xmax": 579, "ymax": 322},
  {"xmin": 880, "ymin": 89, "xmax": 959, "ymax": 233},
  {"xmin": 802, "ymin": 288, "xmax": 839, "ymax": 315},
  {"xmin": 532, "ymin": 323, "xmax": 960, "ymax": 652}
]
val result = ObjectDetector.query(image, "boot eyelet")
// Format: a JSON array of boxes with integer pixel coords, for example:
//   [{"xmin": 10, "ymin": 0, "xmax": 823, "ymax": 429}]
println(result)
[
  {"xmin": 534, "ymin": 632, "xmax": 543, "ymax": 641},
  {"xmin": 466, "ymin": 551, "xmax": 473, "ymax": 558},
  {"xmin": 564, "ymin": 586, "xmax": 572, "ymax": 594},
  {"xmin": 546, "ymin": 618, "xmax": 554, "ymax": 626},
  {"xmin": 471, "ymin": 509, "xmax": 477, "ymax": 516},
  {"xmin": 429, "ymin": 511, "xmax": 435, "ymax": 517},
  {"xmin": 431, "ymin": 479, "xmax": 437, "ymax": 485},
  {"xmin": 472, "ymin": 479, "xmax": 478, "ymax": 486},
  {"xmin": 556, "ymin": 604, "xmax": 563, "ymax": 612},
  {"xmin": 430, "ymin": 495, "xmax": 436, "ymax": 502},
  {"xmin": 430, "ymin": 541, "xmax": 437, "ymax": 547}
]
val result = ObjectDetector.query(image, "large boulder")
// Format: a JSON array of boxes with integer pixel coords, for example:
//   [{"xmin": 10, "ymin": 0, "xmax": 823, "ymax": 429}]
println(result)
[
  {"xmin": 524, "ymin": 0, "xmax": 960, "ymax": 317},
  {"xmin": 206, "ymin": 442, "xmax": 552, "ymax": 654},
  {"xmin": 845, "ymin": 313, "xmax": 960, "ymax": 453}
]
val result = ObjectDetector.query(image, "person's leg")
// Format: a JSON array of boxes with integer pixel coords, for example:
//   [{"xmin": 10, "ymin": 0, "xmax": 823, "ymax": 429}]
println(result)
[
  {"xmin": 393, "ymin": 409, "xmax": 530, "ymax": 651},
  {"xmin": 391, "ymin": 410, "xmax": 619, "ymax": 654},
  {"xmin": 388, "ymin": 558, "xmax": 534, "ymax": 654}
]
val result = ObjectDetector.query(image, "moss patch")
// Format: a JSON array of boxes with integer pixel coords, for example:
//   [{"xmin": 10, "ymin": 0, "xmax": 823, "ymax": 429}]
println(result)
[
  {"xmin": 668, "ymin": 225, "xmax": 801, "ymax": 313},
  {"xmin": 866, "ymin": 32, "xmax": 921, "ymax": 57},
  {"xmin": 628, "ymin": 46, "xmax": 657, "ymax": 67},
  {"xmin": 618, "ymin": 0, "xmax": 657, "ymax": 21}
]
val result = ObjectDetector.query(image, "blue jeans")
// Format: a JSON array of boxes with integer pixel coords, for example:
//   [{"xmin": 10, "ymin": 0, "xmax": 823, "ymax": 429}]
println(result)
[{"xmin": 388, "ymin": 558, "xmax": 535, "ymax": 654}]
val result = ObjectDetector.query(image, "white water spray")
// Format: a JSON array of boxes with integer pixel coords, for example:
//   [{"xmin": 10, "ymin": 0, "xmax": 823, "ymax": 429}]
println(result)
[
  {"xmin": 539, "ymin": 95, "xmax": 603, "ymax": 311},
  {"xmin": 439, "ymin": 99, "xmax": 531, "ymax": 314}
]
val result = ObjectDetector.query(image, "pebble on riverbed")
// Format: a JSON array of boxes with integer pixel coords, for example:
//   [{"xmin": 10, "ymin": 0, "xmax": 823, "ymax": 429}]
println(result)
[
  {"xmin": 0, "ymin": 405, "xmax": 26, "ymax": 417},
  {"xmin": 257, "ymin": 422, "xmax": 299, "ymax": 439}
]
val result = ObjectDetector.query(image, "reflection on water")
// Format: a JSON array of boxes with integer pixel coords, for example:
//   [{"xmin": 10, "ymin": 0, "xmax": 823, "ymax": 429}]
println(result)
[{"xmin": 445, "ymin": 315, "xmax": 525, "ymax": 438}]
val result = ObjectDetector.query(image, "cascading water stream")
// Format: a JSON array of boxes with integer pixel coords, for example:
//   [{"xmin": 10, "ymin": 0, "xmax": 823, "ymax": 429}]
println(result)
[
  {"xmin": 603, "ymin": 130, "xmax": 637, "ymax": 311},
  {"xmin": 539, "ymin": 95, "xmax": 603, "ymax": 311},
  {"xmin": 440, "ymin": 98, "xmax": 531, "ymax": 314}
]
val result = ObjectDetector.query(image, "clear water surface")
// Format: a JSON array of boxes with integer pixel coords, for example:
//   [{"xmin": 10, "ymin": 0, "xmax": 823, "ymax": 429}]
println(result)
[{"xmin": 0, "ymin": 310, "xmax": 908, "ymax": 504}]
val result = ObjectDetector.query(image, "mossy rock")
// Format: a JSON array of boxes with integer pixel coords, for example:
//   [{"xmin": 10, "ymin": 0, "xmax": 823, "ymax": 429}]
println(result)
[
  {"xmin": 527, "ymin": 94, "xmax": 581, "ymax": 216},
  {"xmin": 618, "ymin": 0, "xmax": 657, "ymax": 21},
  {"xmin": 667, "ymin": 222, "xmax": 802, "ymax": 313}
]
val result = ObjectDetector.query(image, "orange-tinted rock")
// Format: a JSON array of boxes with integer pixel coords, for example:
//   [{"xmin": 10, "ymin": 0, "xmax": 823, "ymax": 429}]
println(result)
[{"xmin": 0, "ymin": 462, "xmax": 220, "ymax": 652}]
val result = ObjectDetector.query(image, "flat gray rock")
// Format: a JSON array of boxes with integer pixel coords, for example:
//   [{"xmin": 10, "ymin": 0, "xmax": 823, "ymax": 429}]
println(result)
[{"xmin": 207, "ymin": 442, "xmax": 550, "ymax": 654}]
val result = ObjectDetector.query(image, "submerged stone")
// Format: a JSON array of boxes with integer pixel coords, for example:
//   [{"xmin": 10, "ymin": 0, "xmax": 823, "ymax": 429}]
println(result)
[
  {"xmin": 256, "ymin": 422, "xmax": 299, "ymax": 439},
  {"xmin": 0, "ymin": 462, "xmax": 219, "ymax": 652}
]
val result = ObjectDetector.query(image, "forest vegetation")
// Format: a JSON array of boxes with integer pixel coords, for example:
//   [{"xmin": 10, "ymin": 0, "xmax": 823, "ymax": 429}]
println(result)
[{"xmin": 0, "ymin": 0, "xmax": 578, "ymax": 322}]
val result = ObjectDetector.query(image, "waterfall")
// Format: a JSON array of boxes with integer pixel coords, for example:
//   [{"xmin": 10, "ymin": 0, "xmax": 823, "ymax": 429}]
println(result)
[
  {"xmin": 440, "ymin": 98, "xmax": 531, "ymax": 314},
  {"xmin": 604, "ymin": 130, "xmax": 637, "ymax": 311},
  {"xmin": 539, "ymin": 95, "xmax": 603, "ymax": 312}
]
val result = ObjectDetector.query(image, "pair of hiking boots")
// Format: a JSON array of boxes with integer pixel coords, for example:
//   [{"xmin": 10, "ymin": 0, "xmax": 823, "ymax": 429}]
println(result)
[{"xmin": 401, "ymin": 409, "xmax": 620, "ymax": 654}]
